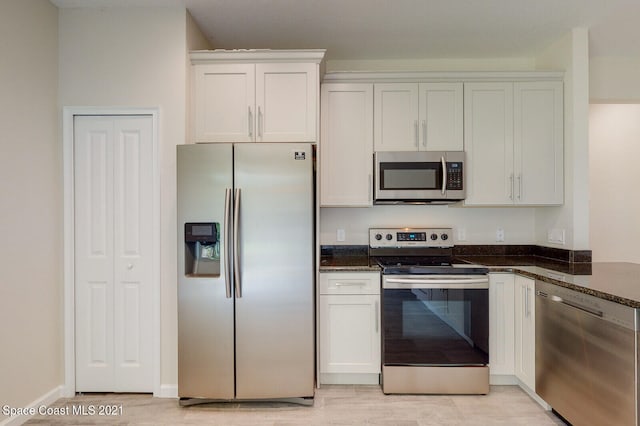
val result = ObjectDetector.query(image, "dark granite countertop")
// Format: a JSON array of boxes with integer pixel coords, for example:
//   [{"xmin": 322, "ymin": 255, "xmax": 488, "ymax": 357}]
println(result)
[{"xmin": 320, "ymin": 246, "xmax": 640, "ymax": 309}]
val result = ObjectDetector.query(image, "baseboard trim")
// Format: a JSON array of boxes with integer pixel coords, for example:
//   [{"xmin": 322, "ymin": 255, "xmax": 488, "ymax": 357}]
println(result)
[
  {"xmin": 156, "ymin": 384, "xmax": 178, "ymax": 399},
  {"xmin": 0, "ymin": 385, "xmax": 64, "ymax": 426}
]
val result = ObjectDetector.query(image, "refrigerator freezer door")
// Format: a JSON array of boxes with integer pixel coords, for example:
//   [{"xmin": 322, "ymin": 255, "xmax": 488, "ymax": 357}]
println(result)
[
  {"xmin": 233, "ymin": 143, "xmax": 315, "ymax": 399},
  {"xmin": 177, "ymin": 143, "xmax": 235, "ymax": 399}
]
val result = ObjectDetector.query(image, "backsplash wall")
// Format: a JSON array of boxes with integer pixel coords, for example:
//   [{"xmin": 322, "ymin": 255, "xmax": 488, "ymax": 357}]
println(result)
[{"xmin": 320, "ymin": 205, "xmax": 536, "ymax": 245}]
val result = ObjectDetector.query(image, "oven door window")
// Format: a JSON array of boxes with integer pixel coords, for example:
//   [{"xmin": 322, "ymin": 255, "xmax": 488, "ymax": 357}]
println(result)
[
  {"xmin": 379, "ymin": 162, "xmax": 442, "ymax": 190},
  {"xmin": 383, "ymin": 288, "xmax": 488, "ymax": 365}
]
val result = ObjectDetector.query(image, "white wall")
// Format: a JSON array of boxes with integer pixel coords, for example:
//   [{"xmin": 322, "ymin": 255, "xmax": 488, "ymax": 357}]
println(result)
[
  {"xmin": 0, "ymin": 0, "xmax": 61, "ymax": 421},
  {"xmin": 326, "ymin": 57, "xmax": 536, "ymax": 73},
  {"xmin": 533, "ymin": 28, "xmax": 590, "ymax": 251},
  {"xmin": 321, "ymin": 205, "xmax": 535, "ymax": 245},
  {"xmin": 58, "ymin": 6, "xmax": 188, "ymax": 392},
  {"xmin": 589, "ymin": 104, "xmax": 640, "ymax": 262}
]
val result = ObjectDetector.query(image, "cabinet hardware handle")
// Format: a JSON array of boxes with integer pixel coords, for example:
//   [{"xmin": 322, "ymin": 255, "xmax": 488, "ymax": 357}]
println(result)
[
  {"xmin": 517, "ymin": 174, "xmax": 522, "ymax": 200},
  {"xmin": 375, "ymin": 300, "xmax": 379, "ymax": 333},
  {"xmin": 334, "ymin": 282, "xmax": 366, "ymax": 287},
  {"xmin": 509, "ymin": 174, "xmax": 514, "ymax": 200},
  {"xmin": 248, "ymin": 106, "xmax": 253, "ymax": 139},
  {"xmin": 422, "ymin": 120, "xmax": 427, "ymax": 147},
  {"xmin": 258, "ymin": 106, "xmax": 263, "ymax": 139},
  {"xmin": 414, "ymin": 120, "xmax": 419, "ymax": 147}
]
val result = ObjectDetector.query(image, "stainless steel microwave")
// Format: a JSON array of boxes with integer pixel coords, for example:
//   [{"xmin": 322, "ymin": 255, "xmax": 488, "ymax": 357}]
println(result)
[{"xmin": 374, "ymin": 151, "xmax": 465, "ymax": 204}]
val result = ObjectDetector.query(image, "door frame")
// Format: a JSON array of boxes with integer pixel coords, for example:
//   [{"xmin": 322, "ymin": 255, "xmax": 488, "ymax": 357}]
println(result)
[{"xmin": 62, "ymin": 106, "xmax": 161, "ymax": 397}]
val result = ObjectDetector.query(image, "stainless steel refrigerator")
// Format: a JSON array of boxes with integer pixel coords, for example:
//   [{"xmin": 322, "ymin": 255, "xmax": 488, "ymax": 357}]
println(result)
[{"xmin": 177, "ymin": 143, "xmax": 315, "ymax": 402}]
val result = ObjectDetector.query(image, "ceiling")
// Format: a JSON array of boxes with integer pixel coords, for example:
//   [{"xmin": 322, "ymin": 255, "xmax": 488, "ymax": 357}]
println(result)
[{"xmin": 53, "ymin": 0, "xmax": 640, "ymax": 61}]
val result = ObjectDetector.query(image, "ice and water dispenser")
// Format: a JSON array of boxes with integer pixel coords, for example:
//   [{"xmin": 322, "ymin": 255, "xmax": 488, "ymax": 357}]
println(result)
[{"xmin": 183, "ymin": 222, "xmax": 220, "ymax": 276}]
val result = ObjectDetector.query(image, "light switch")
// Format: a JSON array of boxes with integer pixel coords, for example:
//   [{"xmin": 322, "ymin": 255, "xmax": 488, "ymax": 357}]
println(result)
[{"xmin": 337, "ymin": 229, "xmax": 346, "ymax": 242}]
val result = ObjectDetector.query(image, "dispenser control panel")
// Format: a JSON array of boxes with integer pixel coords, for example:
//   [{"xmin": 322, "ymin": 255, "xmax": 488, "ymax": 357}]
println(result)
[{"xmin": 184, "ymin": 222, "xmax": 217, "ymax": 243}]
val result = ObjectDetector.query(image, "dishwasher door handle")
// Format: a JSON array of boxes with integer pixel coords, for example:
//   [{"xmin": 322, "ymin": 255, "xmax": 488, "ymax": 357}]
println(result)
[{"xmin": 542, "ymin": 292, "xmax": 604, "ymax": 318}]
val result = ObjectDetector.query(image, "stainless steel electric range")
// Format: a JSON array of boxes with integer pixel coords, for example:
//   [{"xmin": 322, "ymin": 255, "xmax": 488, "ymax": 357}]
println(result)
[{"xmin": 369, "ymin": 227, "xmax": 490, "ymax": 395}]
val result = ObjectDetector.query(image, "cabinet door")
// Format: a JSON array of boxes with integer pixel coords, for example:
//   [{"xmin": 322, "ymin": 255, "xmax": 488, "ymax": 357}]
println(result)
[
  {"xmin": 256, "ymin": 63, "xmax": 317, "ymax": 142},
  {"xmin": 489, "ymin": 273, "xmax": 515, "ymax": 376},
  {"xmin": 514, "ymin": 81, "xmax": 564, "ymax": 205},
  {"xmin": 418, "ymin": 83, "xmax": 464, "ymax": 151},
  {"xmin": 514, "ymin": 275, "xmax": 535, "ymax": 390},
  {"xmin": 320, "ymin": 84, "xmax": 374, "ymax": 206},
  {"xmin": 464, "ymin": 82, "xmax": 514, "ymax": 205},
  {"xmin": 319, "ymin": 294, "xmax": 381, "ymax": 374},
  {"xmin": 194, "ymin": 64, "xmax": 255, "ymax": 142},
  {"xmin": 374, "ymin": 83, "xmax": 419, "ymax": 151}
]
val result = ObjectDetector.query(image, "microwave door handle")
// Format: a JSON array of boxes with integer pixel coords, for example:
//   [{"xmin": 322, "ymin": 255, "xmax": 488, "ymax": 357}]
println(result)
[{"xmin": 441, "ymin": 156, "xmax": 446, "ymax": 195}]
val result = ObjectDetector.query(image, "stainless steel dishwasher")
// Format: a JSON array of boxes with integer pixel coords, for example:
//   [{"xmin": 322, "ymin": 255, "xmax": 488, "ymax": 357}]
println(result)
[{"xmin": 536, "ymin": 280, "xmax": 639, "ymax": 426}]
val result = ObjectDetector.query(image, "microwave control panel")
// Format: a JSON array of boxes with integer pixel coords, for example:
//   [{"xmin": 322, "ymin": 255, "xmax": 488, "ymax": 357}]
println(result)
[{"xmin": 446, "ymin": 162, "xmax": 463, "ymax": 190}]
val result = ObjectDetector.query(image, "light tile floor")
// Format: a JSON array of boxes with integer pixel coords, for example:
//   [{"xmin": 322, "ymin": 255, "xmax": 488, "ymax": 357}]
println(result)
[{"xmin": 25, "ymin": 385, "xmax": 566, "ymax": 425}]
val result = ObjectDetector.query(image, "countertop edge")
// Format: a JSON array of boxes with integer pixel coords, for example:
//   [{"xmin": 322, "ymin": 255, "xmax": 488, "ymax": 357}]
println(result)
[{"xmin": 319, "ymin": 263, "xmax": 640, "ymax": 309}]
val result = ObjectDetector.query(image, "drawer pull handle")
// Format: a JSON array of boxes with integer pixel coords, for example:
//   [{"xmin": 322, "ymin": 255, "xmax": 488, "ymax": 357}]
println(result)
[{"xmin": 334, "ymin": 282, "xmax": 366, "ymax": 287}]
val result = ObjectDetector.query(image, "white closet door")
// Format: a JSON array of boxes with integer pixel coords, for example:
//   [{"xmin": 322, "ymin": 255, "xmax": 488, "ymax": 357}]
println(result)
[{"xmin": 74, "ymin": 115, "xmax": 153, "ymax": 392}]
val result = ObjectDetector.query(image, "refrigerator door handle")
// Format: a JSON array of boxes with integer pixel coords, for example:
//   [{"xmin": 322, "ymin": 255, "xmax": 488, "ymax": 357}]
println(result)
[
  {"xmin": 233, "ymin": 187, "xmax": 242, "ymax": 298},
  {"xmin": 223, "ymin": 188, "xmax": 232, "ymax": 298}
]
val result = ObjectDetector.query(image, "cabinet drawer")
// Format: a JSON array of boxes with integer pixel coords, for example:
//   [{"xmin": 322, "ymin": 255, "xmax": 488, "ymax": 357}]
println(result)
[{"xmin": 319, "ymin": 272, "xmax": 380, "ymax": 295}]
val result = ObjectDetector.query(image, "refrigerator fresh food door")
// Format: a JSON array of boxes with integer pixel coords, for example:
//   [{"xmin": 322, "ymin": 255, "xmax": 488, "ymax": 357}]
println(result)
[
  {"xmin": 233, "ymin": 143, "xmax": 315, "ymax": 399},
  {"xmin": 177, "ymin": 143, "xmax": 235, "ymax": 399}
]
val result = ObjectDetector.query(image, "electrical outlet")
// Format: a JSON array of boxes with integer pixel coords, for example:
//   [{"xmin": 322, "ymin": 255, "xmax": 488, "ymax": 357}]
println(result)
[
  {"xmin": 457, "ymin": 227, "xmax": 467, "ymax": 241},
  {"xmin": 496, "ymin": 227, "xmax": 505, "ymax": 242},
  {"xmin": 336, "ymin": 229, "xmax": 346, "ymax": 242},
  {"xmin": 547, "ymin": 228, "xmax": 566, "ymax": 244}
]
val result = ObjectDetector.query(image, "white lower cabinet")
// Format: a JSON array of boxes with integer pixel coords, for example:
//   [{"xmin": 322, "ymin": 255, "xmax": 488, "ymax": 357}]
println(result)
[
  {"xmin": 514, "ymin": 274, "xmax": 536, "ymax": 391},
  {"xmin": 319, "ymin": 272, "xmax": 381, "ymax": 385},
  {"xmin": 489, "ymin": 273, "xmax": 515, "ymax": 382}
]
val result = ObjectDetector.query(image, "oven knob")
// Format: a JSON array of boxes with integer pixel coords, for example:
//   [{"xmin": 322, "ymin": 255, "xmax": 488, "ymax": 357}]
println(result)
[
  {"xmin": 386, "ymin": 234, "xmax": 393, "ymax": 241},
  {"xmin": 430, "ymin": 233, "xmax": 438, "ymax": 241},
  {"xmin": 375, "ymin": 233, "xmax": 382, "ymax": 241},
  {"xmin": 441, "ymin": 233, "xmax": 449, "ymax": 241}
]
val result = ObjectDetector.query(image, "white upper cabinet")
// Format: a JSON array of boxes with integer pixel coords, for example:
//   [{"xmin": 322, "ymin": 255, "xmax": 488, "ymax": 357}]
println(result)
[
  {"xmin": 374, "ymin": 83, "xmax": 419, "ymax": 151},
  {"xmin": 464, "ymin": 82, "xmax": 515, "ymax": 205},
  {"xmin": 191, "ymin": 50, "xmax": 324, "ymax": 143},
  {"xmin": 320, "ymin": 83, "xmax": 374, "ymax": 207},
  {"xmin": 374, "ymin": 82, "xmax": 463, "ymax": 151},
  {"xmin": 419, "ymin": 83, "xmax": 464, "ymax": 151},
  {"xmin": 195, "ymin": 63, "xmax": 255, "ymax": 143},
  {"xmin": 256, "ymin": 63, "xmax": 318, "ymax": 142},
  {"xmin": 464, "ymin": 80, "xmax": 563, "ymax": 206},
  {"xmin": 514, "ymin": 81, "xmax": 564, "ymax": 205}
]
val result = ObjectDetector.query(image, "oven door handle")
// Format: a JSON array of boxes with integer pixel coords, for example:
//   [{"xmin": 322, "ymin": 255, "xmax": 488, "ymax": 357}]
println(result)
[{"xmin": 384, "ymin": 277, "xmax": 489, "ymax": 289}]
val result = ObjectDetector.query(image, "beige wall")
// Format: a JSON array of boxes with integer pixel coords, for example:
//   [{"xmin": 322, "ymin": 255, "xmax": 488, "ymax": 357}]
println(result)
[
  {"xmin": 58, "ymin": 6, "xmax": 188, "ymax": 392},
  {"xmin": 589, "ymin": 56, "xmax": 640, "ymax": 261},
  {"xmin": 0, "ymin": 0, "xmax": 61, "ymax": 421},
  {"xmin": 589, "ymin": 104, "xmax": 640, "ymax": 262},
  {"xmin": 590, "ymin": 57, "xmax": 640, "ymax": 103}
]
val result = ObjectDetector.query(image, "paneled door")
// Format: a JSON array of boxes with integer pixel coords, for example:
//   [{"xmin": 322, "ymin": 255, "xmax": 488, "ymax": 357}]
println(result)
[{"xmin": 74, "ymin": 115, "xmax": 153, "ymax": 392}]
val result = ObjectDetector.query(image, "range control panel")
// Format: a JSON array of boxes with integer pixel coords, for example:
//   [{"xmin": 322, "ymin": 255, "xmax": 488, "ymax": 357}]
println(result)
[{"xmin": 369, "ymin": 227, "xmax": 454, "ymax": 248}]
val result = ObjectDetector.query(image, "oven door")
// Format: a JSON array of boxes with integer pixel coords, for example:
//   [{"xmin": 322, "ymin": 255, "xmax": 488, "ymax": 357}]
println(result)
[
  {"xmin": 382, "ymin": 275, "xmax": 489, "ymax": 367},
  {"xmin": 374, "ymin": 151, "xmax": 465, "ymax": 203}
]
